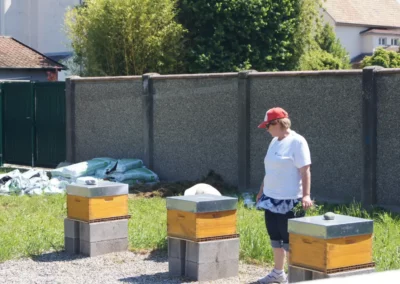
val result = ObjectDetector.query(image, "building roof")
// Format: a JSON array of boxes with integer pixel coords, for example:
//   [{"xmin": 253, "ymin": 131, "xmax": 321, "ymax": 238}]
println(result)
[
  {"xmin": 45, "ymin": 52, "xmax": 73, "ymax": 63},
  {"xmin": 383, "ymin": 45, "xmax": 400, "ymax": 52},
  {"xmin": 350, "ymin": 53, "xmax": 372, "ymax": 64},
  {"xmin": 360, "ymin": 29, "xmax": 400, "ymax": 36},
  {"xmin": 0, "ymin": 36, "xmax": 66, "ymax": 70},
  {"xmin": 324, "ymin": 0, "xmax": 400, "ymax": 28}
]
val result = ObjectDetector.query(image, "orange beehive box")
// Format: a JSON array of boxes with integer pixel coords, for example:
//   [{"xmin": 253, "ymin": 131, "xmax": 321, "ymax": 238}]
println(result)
[
  {"xmin": 166, "ymin": 195, "xmax": 238, "ymax": 241},
  {"xmin": 66, "ymin": 181, "xmax": 129, "ymax": 222},
  {"xmin": 167, "ymin": 209, "xmax": 237, "ymax": 241},
  {"xmin": 288, "ymin": 213, "xmax": 374, "ymax": 273},
  {"xmin": 67, "ymin": 194, "xmax": 128, "ymax": 222}
]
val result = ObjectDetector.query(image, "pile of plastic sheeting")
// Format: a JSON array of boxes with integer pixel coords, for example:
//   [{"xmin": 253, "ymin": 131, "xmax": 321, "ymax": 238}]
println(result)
[
  {"xmin": 0, "ymin": 157, "xmax": 160, "ymax": 196},
  {"xmin": 51, "ymin": 157, "xmax": 159, "ymax": 186},
  {"xmin": 0, "ymin": 169, "xmax": 69, "ymax": 196}
]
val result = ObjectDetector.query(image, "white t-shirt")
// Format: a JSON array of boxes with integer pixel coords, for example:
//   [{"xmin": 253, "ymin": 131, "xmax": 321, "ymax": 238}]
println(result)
[{"xmin": 263, "ymin": 130, "xmax": 311, "ymax": 200}]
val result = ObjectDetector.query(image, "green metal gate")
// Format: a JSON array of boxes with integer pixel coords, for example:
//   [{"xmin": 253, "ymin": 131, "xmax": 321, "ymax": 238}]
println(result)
[
  {"xmin": 0, "ymin": 81, "xmax": 66, "ymax": 168},
  {"xmin": 2, "ymin": 82, "xmax": 34, "ymax": 166},
  {"xmin": 35, "ymin": 82, "xmax": 66, "ymax": 167}
]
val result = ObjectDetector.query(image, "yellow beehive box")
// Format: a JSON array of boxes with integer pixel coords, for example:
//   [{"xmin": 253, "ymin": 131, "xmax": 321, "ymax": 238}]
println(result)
[
  {"xmin": 166, "ymin": 195, "xmax": 238, "ymax": 241},
  {"xmin": 288, "ymin": 213, "xmax": 374, "ymax": 273},
  {"xmin": 66, "ymin": 181, "xmax": 129, "ymax": 222}
]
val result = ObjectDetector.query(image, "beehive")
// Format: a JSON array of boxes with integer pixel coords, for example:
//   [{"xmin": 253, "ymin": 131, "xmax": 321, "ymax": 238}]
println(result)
[
  {"xmin": 288, "ymin": 213, "xmax": 374, "ymax": 273},
  {"xmin": 67, "ymin": 181, "xmax": 129, "ymax": 222},
  {"xmin": 166, "ymin": 195, "xmax": 238, "ymax": 241}
]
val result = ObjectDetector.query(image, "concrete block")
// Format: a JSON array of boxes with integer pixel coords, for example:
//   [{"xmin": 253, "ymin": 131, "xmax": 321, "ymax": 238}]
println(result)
[
  {"xmin": 289, "ymin": 266, "xmax": 376, "ymax": 282},
  {"xmin": 79, "ymin": 219, "xmax": 128, "ymax": 242},
  {"xmin": 64, "ymin": 218, "xmax": 80, "ymax": 239},
  {"xmin": 64, "ymin": 237, "xmax": 80, "ymax": 254},
  {"xmin": 185, "ymin": 259, "xmax": 239, "ymax": 281},
  {"xmin": 79, "ymin": 238, "xmax": 128, "ymax": 257},
  {"xmin": 312, "ymin": 268, "xmax": 376, "ymax": 280},
  {"xmin": 168, "ymin": 257, "xmax": 185, "ymax": 277},
  {"xmin": 185, "ymin": 238, "xmax": 239, "ymax": 263},
  {"xmin": 288, "ymin": 265, "xmax": 312, "ymax": 283},
  {"xmin": 168, "ymin": 238, "xmax": 186, "ymax": 259}
]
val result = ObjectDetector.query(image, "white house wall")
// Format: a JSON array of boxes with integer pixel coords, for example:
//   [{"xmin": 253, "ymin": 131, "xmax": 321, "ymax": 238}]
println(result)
[
  {"xmin": 0, "ymin": 0, "xmax": 80, "ymax": 54},
  {"xmin": 361, "ymin": 35, "xmax": 374, "ymax": 54},
  {"xmin": 335, "ymin": 25, "xmax": 367, "ymax": 60}
]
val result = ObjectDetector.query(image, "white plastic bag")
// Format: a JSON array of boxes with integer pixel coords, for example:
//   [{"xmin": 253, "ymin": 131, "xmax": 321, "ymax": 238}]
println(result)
[{"xmin": 51, "ymin": 160, "xmax": 108, "ymax": 178}]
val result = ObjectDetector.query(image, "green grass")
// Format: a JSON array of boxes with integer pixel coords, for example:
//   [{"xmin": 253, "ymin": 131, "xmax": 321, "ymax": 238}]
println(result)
[
  {"xmin": 0, "ymin": 167, "xmax": 18, "ymax": 174},
  {"xmin": 0, "ymin": 194, "xmax": 399, "ymax": 272}
]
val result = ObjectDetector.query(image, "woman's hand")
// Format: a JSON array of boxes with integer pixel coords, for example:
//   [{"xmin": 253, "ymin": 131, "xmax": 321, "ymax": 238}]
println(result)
[{"xmin": 302, "ymin": 195, "xmax": 313, "ymax": 210}]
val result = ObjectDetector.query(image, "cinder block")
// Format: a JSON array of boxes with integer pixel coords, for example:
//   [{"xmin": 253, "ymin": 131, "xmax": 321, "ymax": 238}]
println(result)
[
  {"xmin": 168, "ymin": 238, "xmax": 186, "ymax": 259},
  {"xmin": 79, "ymin": 219, "xmax": 128, "ymax": 242},
  {"xmin": 185, "ymin": 259, "xmax": 239, "ymax": 281},
  {"xmin": 168, "ymin": 257, "xmax": 185, "ymax": 277},
  {"xmin": 64, "ymin": 237, "xmax": 80, "ymax": 254},
  {"xmin": 185, "ymin": 238, "xmax": 239, "ymax": 263},
  {"xmin": 64, "ymin": 218, "xmax": 80, "ymax": 239},
  {"xmin": 288, "ymin": 265, "xmax": 312, "ymax": 283},
  {"xmin": 312, "ymin": 268, "xmax": 376, "ymax": 280},
  {"xmin": 80, "ymin": 238, "xmax": 128, "ymax": 257}
]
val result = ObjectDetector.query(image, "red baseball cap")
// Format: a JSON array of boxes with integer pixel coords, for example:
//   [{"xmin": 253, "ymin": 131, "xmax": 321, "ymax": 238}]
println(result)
[{"xmin": 258, "ymin": 107, "xmax": 289, "ymax": 129}]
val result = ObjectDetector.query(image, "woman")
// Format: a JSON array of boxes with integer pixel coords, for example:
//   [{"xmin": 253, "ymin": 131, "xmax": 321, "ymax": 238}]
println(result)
[{"xmin": 256, "ymin": 107, "xmax": 313, "ymax": 284}]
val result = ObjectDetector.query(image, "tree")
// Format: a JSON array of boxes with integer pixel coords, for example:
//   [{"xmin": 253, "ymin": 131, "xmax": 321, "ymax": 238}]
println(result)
[
  {"xmin": 295, "ymin": 0, "xmax": 350, "ymax": 71},
  {"xmin": 178, "ymin": 0, "xmax": 302, "ymax": 73},
  {"xmin": 362, "ymin": 47, "xmax": 400, "ymax": 68},
  {"xmin": 298, "ymin": 24, "xmax": 351, "ymax": 70},
  {"xmin": 65, "ymin": 0, "xmax": 186, "ymax": 76},
  {"xmin": 178, "ymin": 0, "xmax": 350, "ymax": 73}
]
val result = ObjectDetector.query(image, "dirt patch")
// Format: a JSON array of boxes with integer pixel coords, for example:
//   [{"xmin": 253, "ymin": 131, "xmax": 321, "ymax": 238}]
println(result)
[{"xmin": 129, "ymin": 170, "xmax": 239, "ymax": 198}]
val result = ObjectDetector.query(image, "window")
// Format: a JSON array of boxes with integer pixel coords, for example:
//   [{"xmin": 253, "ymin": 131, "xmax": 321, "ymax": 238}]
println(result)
[
  {"xmin": 391, "ymin": 38, "xmax": 399, "ymax": 46},
  {"xmin": 379, "ymin": 37, "xmax": 387, "ymax": 45}
]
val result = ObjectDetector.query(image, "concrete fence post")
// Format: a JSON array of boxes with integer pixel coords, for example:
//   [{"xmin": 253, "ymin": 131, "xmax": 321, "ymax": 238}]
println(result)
[
  {"xmin": 142, "ymin": 73, "xmax": 159, "ymax": 170},
  {"xmin": 238, "ymin": 71, "xmax": 254, "ymax": 192},
  {"xmin": 65, "ymin": 76, "xmax": 79, "ymax": 163},
  {"xmin": 362, "ymin": 66, "xmax": 382, "ymax": 207}
]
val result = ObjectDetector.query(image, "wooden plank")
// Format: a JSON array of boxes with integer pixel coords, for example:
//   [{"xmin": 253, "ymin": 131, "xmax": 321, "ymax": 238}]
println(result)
[
  {"xmin": 167, "ymin": 210, "xmax": 237, "ymax": 240},
  {"xmin": 88, "ymin": 195, "xmax": 128, "ymax": 221},
  {"xmin": 326, "ymin": 234, "xmax": 373, "ymax": 269},
  {"xmin": 195, "ymin": 210, "xmax": 237, "ymax": 238},
  {"xmin": 167, "ymin": 210, "xmax": 196, "ymax": 240},
  {"xmin": 67, "ymin": 194, "xmax": 128, "ymax": 222},
  {"xmin": 289, "ymin": 233, "xmax": 327, "ymax": 272},
  {"xmin": 289, "ymin": 233, "xmax": 373, "ymax": 272},
  {"xmin": 67, "ymin": 195, "xmax": 89, "ymax": 221}
]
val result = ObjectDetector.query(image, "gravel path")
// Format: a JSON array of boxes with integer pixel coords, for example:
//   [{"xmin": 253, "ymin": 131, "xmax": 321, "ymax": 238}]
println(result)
[{"xmin": 0, "ymin": 251, "xmax": 269, "ymax": 284}]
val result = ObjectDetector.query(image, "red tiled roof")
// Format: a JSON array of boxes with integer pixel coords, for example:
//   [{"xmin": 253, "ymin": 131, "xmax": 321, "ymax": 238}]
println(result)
[
  {"xmin": 360, "ymin": 29, "xmax": 400, "ymax": 36},
  {"xmin": 0, "ymin": 36, "xmax": 65, "ymax": 70},
  {"xmin": 324, "ymin": 0, "xmax": 400, "ymax": 28}
]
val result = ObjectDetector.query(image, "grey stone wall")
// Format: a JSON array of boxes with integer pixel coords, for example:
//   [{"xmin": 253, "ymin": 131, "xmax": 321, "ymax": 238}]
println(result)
[
  {"xmin": 70, "ymin": 77, "xmax": 143, "ymax": 162},
  {"xmin": 66, "ymin": 69, "xmax": 400, "ymax": 210},
  {"xmin": 376, "ymin": 70, "xmax": 400, "ymax": 207},
  {"xmin": 151, "ymin": 74, "xmax": 239, "ymax": 185},
  {"xmin": 249, "ymin": 71, "xmax": 364, "ymax": 203}
]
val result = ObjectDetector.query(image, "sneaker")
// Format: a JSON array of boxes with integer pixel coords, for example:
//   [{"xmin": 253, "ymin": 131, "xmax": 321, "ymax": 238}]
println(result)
[{"xmin": 258, "ymin": 270, "xmax": 288, "ymax": 284}]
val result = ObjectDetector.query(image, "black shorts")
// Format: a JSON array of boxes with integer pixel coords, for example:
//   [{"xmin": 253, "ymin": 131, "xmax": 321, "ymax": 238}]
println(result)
[{"xmin": 264, "ymin": 209, "xmax": 305, "ymax": 251}]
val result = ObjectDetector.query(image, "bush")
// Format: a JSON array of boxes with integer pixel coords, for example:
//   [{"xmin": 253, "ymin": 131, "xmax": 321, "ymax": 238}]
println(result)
[
  {"xmin": 178, "ymin": 0, "xmax": 301, "ymax": 72},
  {"xmin": 65, "ymin": 0, "xmax": 186, "ymax": 76},
  {"xmin": 362, "ymin": 47, "xmax": 400, "ymax": 68}
]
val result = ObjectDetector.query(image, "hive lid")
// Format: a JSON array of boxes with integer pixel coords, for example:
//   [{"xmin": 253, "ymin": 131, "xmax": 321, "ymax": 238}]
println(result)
[
  {"xmin": 288, "ymin": 213, "xmax": 373, "ymax": 239},
  {"xmin": 166, "ymin": 194, "xmax": 238, "ymax": 213},
  {"xmin": 66, "ymin": 181, "xmax": 128, "ymax": 197}
]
